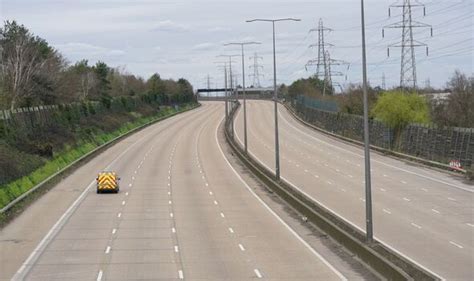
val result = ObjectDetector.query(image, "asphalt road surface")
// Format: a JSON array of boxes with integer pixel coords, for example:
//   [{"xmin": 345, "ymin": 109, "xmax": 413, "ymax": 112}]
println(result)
[
  {"xmin": 234, "ymin": 100, "xmax": 473, "ymax": 281},
  {"xmin": 1, "ymin": 102, "xmax": 351, "ymax": 280}
]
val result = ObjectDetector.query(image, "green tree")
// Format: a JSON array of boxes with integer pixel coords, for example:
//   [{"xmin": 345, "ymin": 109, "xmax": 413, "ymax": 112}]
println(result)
[
  {"xmin": 93, "ymin": 61, "xmax": 110, "ymax": 97},
  {"xmin": 372, "ymin": 91, "xmax": 431, "ymax": 146},
  {"xmin": 288, "ymin": 76, "xmax": 327, "ymax": 99},
  {"xmin": 146, "ymin": 73, "xmax": 167, "ymax": 104}
]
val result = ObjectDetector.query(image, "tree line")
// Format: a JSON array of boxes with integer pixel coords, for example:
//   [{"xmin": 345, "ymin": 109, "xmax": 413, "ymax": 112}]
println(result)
[
  {"xmin": 0, "ymin": 20, "xmax": 195, "ymax": 110},
  {"xmin": 281, "ymin": 70, "xmax": 473, "ymax": 129}
]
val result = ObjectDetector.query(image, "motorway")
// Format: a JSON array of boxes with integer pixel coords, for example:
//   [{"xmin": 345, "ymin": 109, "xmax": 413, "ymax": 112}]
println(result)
[
  {"xmin": 234, "ymin": 100, "xmax": 474, "ymax": 280},
  {"xmin": 0, "ymin": 102, "xmax": 356, "ymax": 280}
]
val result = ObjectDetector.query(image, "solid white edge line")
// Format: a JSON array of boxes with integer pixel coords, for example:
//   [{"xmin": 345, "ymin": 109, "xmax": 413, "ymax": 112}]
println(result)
[
  {"xmin": 219, "ymin": 115, "xmax": 347, "ymax": 281},
  {"xmin": 233, "ymin": 109, "xmax": 445, "ymax": 281},
  {"xmin": 278, "ymin": 104, "xmax": 472, "ymax": 192}
]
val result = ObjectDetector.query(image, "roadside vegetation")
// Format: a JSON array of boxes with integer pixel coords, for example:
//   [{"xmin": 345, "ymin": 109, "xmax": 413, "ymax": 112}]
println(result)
[
  {"xmin": 283, "ymin": 70, "xmax": 473, "ymax": 129},
  {"xmin": 0, "ymin": 20, "xmax": 197, "ymax": 209}
]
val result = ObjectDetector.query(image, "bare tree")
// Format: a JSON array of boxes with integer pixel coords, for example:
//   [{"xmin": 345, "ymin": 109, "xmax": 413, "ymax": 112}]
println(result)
[
  {"xmin": 73, "ymin": 60, "xmax": 96, "ymax": 100},
  {"xmin": 1, "ymin": 21, "xmax": 57, "ymax": 109}
]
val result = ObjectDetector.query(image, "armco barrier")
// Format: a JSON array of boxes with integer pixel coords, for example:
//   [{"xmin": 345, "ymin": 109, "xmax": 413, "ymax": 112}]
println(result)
[
  {"xmin": 0, "ymin": 104, "xmax": 200, "ymax": 216},
  {"xmin": 224, "ymin": 102, "xmax": 440, "ymax": 280}
]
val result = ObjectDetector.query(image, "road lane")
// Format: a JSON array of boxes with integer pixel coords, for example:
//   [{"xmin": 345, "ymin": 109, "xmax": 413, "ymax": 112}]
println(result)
[
  {"xmin": 2, "ymin": 102, "xmax": 349, "ymax": 280},
  {"xmin": 0, "ymin": 104, "xmax": 212, "ymax": 281},
  {"xmin": 234, "ymin": 100, "xmax": 473, "ymax": 280}
]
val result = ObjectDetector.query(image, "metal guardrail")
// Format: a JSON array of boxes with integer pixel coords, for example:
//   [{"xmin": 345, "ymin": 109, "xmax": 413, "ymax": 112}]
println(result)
[
  {"xmin": 0, "ymin": 104, "xmax": 200, "ymax": 214},
  {"xmin": 223, "ymin": 102, "xmax": 439, "ymax": 280}
]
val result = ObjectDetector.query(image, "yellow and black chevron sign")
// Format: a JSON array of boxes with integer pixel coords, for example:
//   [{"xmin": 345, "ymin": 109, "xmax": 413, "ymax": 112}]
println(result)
[{"xmin": 97, "ymin": 173, "xmax": 118, "ymax": 190}]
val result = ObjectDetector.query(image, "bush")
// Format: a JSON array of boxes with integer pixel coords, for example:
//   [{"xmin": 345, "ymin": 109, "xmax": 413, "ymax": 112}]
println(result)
[{"xmin": 372, "ymin": 91, "xmax": 430, "ymax": 129}]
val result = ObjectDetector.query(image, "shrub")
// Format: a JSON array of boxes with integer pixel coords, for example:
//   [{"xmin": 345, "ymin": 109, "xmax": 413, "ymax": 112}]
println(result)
[
  {"xmin": 372, "ymin": 91, "xmax": 430, "ymax": 129},
  {"xmin": 372, "ymin": 91, "xmax": 430, "ymax": 147}
]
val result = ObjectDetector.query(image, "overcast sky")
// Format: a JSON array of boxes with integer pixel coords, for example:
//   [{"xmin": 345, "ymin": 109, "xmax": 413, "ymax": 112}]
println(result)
[{"xmin": 1, "ymin": 0, "xmax": 472, "ymax": 90}]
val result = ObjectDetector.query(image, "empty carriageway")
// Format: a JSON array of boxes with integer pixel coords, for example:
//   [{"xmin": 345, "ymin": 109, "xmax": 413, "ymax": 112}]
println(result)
[
  {"xmin": 234, "ymin": 100, "xmax": 474, "ymax": 281},
  {"xmin": 2, "ymin": 102, "xmax": 353, "ymax": 280}
]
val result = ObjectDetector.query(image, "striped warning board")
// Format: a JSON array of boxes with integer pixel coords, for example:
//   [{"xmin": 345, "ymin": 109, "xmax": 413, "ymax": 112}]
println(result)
[{"xmin": 97, "ymin": 172, "xmax": 119, "ymax": 192}]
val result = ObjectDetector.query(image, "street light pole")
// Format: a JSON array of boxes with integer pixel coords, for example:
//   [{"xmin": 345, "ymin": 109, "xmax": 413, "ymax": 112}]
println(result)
[
  {"xmin": 361, "ymin": 0, "xmax": 373, "ymax": 244},
  {"xmin": 224, "ymin": 42, "xmax": 261, "ymax": 155},
  {"xmin": 246, "ymin": 18, "xmax": 301, "ymax": 180},
  {"xmin": 214, "ymin": 61, "xmax": 230, "ymax": 121},
  {"xmin": 217, "ymin": 54, "xmax": 240, "ymax": 137}
]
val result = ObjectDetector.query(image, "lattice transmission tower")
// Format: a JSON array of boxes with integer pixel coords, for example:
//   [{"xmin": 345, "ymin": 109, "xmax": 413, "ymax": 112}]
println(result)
[
  {"xmin": 307, "ymin": 18, "xmax": 333, "ymax": 79},
  {"xmin": 305, "ymin": 18, "xmax": 349, "ymax": 95},
  {"xmin": 249, "ymin": 52, "xmax": 264, "ymax": 87},
  {"xmin": 383, "ymin": 0, "xmax": 433, "ymax": 89}
]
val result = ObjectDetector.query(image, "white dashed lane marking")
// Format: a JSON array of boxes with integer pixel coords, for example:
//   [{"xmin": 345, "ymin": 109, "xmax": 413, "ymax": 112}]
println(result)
[
  {"xmin": 238, "ymin": 244, "xmax": 245, "ymax": 251},
  {"xmin": 254, "ymin": 269, "xmax": 263, "ymax": 278},
  {"xmin": 228, "ymin": 227, "xmax": 234, "ymax": 234},
  {"xmin": 383, "ymin": 209, "xmax": 392, "ymax": 214},
  {"xmin": 411, "ymin": 223, "xmax": 422, "ymax": 229},
  {"xmin": 96, "ymin": 270, "xmax": 103, "ymax": 281},
  {"xmin": 449, "ymin": 241, "xmax": 464, "ymax": 249},
  {"xmin": 105, "ymin": 246, "xmax": 111, "ymax": 254},
  {"xmin": 431, "ymin": 209, "xmax": 440, "ymax": 214}
]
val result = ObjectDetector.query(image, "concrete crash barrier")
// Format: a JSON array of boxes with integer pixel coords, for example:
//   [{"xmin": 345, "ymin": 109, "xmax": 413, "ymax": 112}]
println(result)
[{"xmin": 224, "ymin": 101, "xmax": 440, "ymax": 281}]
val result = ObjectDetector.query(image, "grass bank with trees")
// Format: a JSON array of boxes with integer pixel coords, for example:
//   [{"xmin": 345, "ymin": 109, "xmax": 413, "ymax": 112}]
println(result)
[{"xmin": 0, "ymin": 21, "xmax": 198, "ymax": 210}]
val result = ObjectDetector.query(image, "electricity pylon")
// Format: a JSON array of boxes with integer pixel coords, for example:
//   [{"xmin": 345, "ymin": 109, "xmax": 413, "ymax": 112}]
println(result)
[
  {"xmin": 383, "ymin": 0, "xmax": 433, "ymax": 89},
  {"xmin": 308, "ymin": 18, "xmax": 333, "ymax": 78},
  {"xmin": 249, "ymin": 52, "xmax": 264, "ymax": 87}
]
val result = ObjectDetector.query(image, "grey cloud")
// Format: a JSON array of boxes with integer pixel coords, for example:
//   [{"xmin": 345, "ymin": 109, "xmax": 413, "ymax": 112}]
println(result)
[
  {"xmin": 192, "ymin": 43, "xmax": 216, "ymax": 51},
  {"xmin": 151, "ymin": 20, "xmax": 190, "ymax": 32}
]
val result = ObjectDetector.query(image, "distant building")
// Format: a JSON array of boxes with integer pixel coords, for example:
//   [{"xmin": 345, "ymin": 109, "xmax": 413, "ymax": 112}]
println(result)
[{"xmin": 422, "ymin": 92, "xmax": 451, "ymax": 105}]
